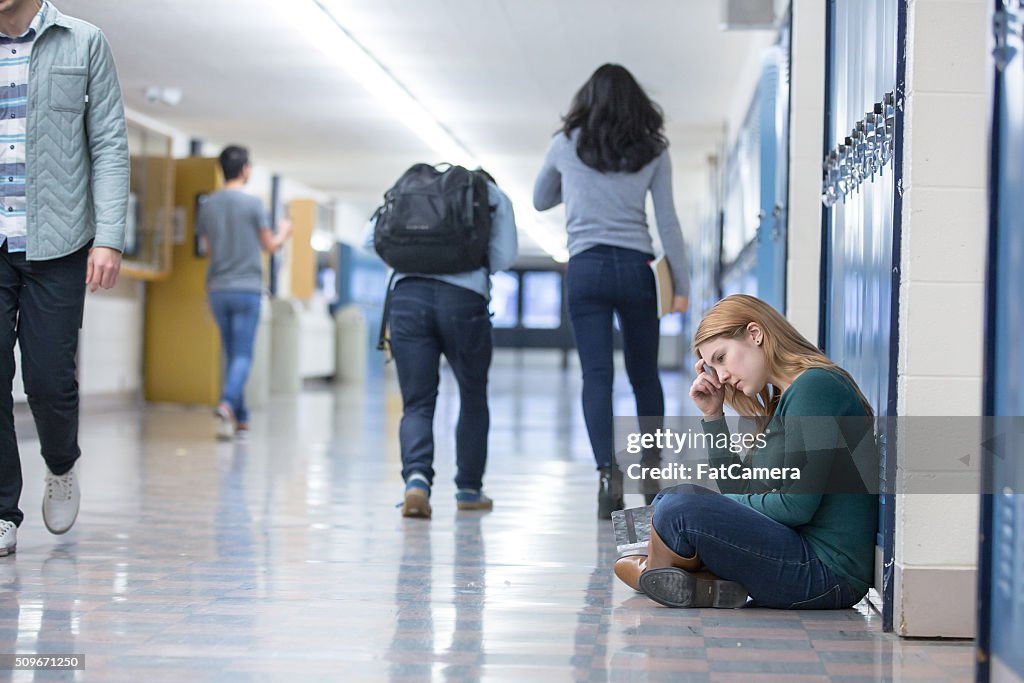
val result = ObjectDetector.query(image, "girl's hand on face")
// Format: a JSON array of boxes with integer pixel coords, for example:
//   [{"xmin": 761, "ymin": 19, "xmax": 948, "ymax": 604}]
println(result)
[{"xmin": 690, "ymin": 358, "xmax": 726, "ymax": 419}]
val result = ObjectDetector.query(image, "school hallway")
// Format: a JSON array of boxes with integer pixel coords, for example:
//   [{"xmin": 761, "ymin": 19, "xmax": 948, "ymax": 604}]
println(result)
[{"xmin": 0, "ymin": 355, "xmax": 973, "ymax": 682}]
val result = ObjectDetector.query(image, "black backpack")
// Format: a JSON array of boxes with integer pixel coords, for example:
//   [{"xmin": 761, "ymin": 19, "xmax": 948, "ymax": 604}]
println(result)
[{"xmin": 373, "ymin": 163, "xmax": 491, "ymax": 274}]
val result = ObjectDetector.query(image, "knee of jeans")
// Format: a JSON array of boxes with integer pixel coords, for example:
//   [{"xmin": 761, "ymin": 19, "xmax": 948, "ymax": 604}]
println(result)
[
  {"xmin": 652, "ymin": 486, "xmax": 714, "ymax": 531},
  {"xmin": 403, "ymin": 391, "xmax": 439, "ymax": 415},
  {"xmin": 659, "ymin": 483, "xmax": 710, "ymax": 499},
  {"xmin": 625, "ymin": 365, "xmax": 662, "ymax": 391},
  {"xmin": 652, "ymin": 492, "xmax": 683, "ymax": 535},
  {"xmin": 580, "ymin": 365, "xmax": 613, "ymax": 387},
  {"xmin": 457, "ymin": 390, "xmax": 488, "ymax": 412}
]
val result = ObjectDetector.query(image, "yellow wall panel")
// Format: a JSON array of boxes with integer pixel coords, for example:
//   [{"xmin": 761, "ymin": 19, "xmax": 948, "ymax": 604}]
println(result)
[
  {"xmin": 288, "ymin": 198, "xmax": 317, "ymax": 301},
  {"xmin": 143, "ymin": 157, "xmax": 223, "ymax": 405}
]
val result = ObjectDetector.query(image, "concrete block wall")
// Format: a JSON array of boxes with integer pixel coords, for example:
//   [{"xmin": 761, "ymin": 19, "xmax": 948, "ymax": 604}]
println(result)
[
  {"xmin": 893, "ymin": 0, "xmax": 988, "ymax": 639},
  {"xmin": 785, "ymin": 0, "xmax": 826, "ymax": 342}
]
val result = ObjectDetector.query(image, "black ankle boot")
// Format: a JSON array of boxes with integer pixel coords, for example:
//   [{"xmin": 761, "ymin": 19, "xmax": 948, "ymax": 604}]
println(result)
[
  {"xmin": 639, "ymin": 452, "xmax": 662, "ymax": 506},
  {"xmin": 597, "ymin": 466, "xmax": 624, "ymax": 520}
]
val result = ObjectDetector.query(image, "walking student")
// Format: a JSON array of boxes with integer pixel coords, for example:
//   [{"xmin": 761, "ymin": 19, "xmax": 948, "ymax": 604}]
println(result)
[
  {"xmin": 0, "ymin": 0, "xmax": 129, "ymax": 555},
  {"xmin": 533, "ymin": 64, "xmax": 691, "ymax": 519},
  {"xmin": 196, "ymin": 145, "xmax": 291, "ymax": 440},
  {"xmin": 365, "ymin": 165, "xmax": 517, "ymax": 518}
]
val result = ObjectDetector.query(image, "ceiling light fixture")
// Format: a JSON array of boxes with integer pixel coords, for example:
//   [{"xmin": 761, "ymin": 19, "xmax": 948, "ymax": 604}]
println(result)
[
  {"xmin": 287, "ymin": 1, "xmax": 568, "ymax": 262},
  {"xmin": 143, "ymin": 86, "xmax": 182, "ymax": 107},
  {"xmin": 295, "ymin": 1, "xmax": 475, "ymax": 165}
]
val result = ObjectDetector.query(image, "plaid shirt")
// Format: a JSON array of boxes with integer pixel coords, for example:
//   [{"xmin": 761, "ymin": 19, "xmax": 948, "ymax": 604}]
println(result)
[{"xmin": 0, "ymin": 2, "xmax": 47, "ymax": 252}]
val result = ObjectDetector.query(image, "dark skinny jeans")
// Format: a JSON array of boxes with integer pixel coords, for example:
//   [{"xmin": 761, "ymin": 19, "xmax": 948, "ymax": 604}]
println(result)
[{"xmin": 567, "ymin": 245, "xmax": 664, "ymax": 470}]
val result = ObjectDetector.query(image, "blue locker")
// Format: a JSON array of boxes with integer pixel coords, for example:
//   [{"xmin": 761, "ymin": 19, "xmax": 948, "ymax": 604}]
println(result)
[
  {"xmin": 720, "ymin": 85, "xmax": 761, "ymax": 296},
  {"xmin": 822, "ymin": 0, "xmax": 901, "ymax": 631},
  {"xmin": 720, "ymin": 38, "xmax": 791, "ymax": 307},
  {"xmin": 980, "ymin": 1, "xmax": 1024, "ymax": 679},
  {"xmin": 756, "ymin": 36, "xmax": 790, "ymax": 311}
]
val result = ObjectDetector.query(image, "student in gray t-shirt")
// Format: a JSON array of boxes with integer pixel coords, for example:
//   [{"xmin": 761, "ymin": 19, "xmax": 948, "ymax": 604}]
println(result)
[{"xmin": 196, "ymin": 145, "xmax": 291, "ymax": 440}]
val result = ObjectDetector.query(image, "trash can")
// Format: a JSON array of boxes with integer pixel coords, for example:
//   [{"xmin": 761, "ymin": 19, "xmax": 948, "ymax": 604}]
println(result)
[
  {"xmin": 335, "ymin": 304, "xmax": 367, "ymax": 383},
  {"xmin": 270, "ymin": 298, "xmax": 301, "ymax": 394}
]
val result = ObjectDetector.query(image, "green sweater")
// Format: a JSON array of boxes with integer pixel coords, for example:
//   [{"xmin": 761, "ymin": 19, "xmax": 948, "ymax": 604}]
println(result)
[{"xmin": 701, "ymin": 368, "xmax": 878, "ymax": 596}]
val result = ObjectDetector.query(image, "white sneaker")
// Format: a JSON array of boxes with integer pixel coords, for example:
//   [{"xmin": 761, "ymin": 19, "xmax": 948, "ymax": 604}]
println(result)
[
  {"xmin": 42, "ymin": 464, "xmax": 80, "ymax": 535},
  {"xmin": 216, "ymin": 403, "xmax": 236, "ymax": 441},
  {"xmin": 0, "ymin": 520, "xmax": 15, "ymax": 556}
]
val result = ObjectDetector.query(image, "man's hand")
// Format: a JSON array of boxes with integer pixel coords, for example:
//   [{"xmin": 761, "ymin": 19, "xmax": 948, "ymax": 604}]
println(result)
[
  {"xmin": 277, "ymin": 218, "xmax": 293, "ymax": 241},
  {"xmin": 86, "ymin": 247, "xmax": 122, "ymax": 292},
  {"xmin": 671, "ymin": 295, "xmax": 689, "ymax": 314}
]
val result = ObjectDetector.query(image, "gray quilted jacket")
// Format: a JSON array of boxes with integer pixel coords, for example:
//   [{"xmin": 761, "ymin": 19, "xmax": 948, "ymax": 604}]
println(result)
[{"xmin": 26, "ymin": 4, "xmax": 128, "ymax": 260}]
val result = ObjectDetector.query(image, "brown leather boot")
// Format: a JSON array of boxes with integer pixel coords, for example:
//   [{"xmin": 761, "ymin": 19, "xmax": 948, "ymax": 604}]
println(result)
[
  {"xmin": 639, "ymin": 526, "xmax": 747, "ymax": 608},
  {"xmin": 647, "ymin": 525, "xmax": 701, "ymax": 572},
  {"xmin": 614, "ymin": 525, "xmax": 700, "ymax": 592},
  {"xmin": 639, "ymin": 567, "xmax": 748, "ymax": 608},
  {"xmin": 613, "ymin": 555, "xmax": 647, "ymax": 592}
]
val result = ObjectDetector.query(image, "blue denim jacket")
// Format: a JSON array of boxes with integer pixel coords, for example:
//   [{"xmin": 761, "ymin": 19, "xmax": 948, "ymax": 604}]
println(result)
[{"xmin": 362, "ymin": 181, "xmax": 518, "ymax": 301}]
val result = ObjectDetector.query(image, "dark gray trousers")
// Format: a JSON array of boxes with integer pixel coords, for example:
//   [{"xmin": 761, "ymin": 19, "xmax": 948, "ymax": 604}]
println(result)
[{"xmin": 0, "ymin": 243, "xmax": 88, "ymax": 527}]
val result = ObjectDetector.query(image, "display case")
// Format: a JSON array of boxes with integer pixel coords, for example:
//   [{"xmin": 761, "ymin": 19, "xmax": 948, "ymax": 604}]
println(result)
[{"xmin": 122, "ymin": 119, "xmax": 174, "ymax": 279}]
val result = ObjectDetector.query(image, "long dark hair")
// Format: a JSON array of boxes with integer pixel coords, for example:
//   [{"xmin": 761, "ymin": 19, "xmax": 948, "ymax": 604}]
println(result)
[{"xmin": 560, "ymin": 64, "xmax": 668, "ymax": 173}]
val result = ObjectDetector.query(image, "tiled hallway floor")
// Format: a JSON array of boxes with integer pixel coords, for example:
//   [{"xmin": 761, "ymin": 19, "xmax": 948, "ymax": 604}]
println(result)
[{"xmin": 0, "ymin": 355, "xmax": 974, "ymax": 681}]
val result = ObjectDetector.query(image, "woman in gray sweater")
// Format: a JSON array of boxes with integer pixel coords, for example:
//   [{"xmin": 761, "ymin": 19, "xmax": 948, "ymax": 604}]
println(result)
[{"xmin": 533, "ymin": 64, "xmax": 691, "ymax": 519}]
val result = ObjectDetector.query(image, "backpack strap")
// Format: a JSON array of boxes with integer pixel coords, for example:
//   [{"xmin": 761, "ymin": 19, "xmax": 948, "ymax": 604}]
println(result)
[{"xmin": 376, "ymin": 271, "xmax": 399, "ymax": 357}]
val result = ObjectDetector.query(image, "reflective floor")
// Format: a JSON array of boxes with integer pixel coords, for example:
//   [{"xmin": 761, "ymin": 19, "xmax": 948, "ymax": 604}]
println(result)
[{"xmin": 1, "ymin": 353, "xmax": 973, "ymax": 681}]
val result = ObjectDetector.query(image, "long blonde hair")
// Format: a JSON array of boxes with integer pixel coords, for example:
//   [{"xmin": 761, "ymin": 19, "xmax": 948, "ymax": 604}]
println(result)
[{"xmin": 693, "ymin": 295, "xmax": 874, "ymax": 422}]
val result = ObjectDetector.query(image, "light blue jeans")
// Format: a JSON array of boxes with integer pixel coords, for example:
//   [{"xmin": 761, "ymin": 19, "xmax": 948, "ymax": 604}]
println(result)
[{"xmin": 208, "ymin": 290, "xmax": 261, "ymax": 424}]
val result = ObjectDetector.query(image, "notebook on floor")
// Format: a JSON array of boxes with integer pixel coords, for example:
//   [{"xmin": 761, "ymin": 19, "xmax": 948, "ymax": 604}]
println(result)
[{"xmin": 611, "ymin": 505, "xmax": 653, "ymax": 558}]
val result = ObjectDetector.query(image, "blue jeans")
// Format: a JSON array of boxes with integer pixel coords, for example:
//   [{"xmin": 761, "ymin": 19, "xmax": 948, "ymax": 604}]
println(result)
[
  {"xmin": 651, "ymin": 485, "xmax": 864, "ymax": 609},
  {"xmin": 567, "ymin": 245, "xmax": 664, "ymax": 469},
  {"xmin": 209, "ymin": 290, "xmax": 261, "ymax": 424},
  {"xmin": 388, "ymin": 278, "xmax": 492, "ymax": 490}
]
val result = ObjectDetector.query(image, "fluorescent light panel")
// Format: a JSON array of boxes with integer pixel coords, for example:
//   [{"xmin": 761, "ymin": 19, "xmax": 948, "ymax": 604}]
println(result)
[{"xmin": 283, "ymin": 1, "xmax": 568, "ymax": 262}]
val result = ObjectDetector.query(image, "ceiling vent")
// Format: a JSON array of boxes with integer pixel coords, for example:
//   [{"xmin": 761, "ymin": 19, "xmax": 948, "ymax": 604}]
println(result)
[{"xmin": 720, "ymin": 0, "xmax": 777, "ymax": 30}]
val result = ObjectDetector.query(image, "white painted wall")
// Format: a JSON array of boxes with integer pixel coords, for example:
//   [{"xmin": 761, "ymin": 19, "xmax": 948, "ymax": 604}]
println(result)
[
  {"xmin": 10, "ymin": 110, "xmax": 342, "ymax": 406},
  {"xmin": 723, "ymin": 32, "xmax": 782, "ymax": 153},
  {"xmin": 893, "ymin": 0, "xmax": 988, "ymax": 639},
  {"xmin": 79, "ymin": 280, "xmax": 146, "ymax": 397},
  {"xmin": 12, "ymin": 277, "xmax": 144, "ymax": 404},
  {"xmin": 334, "ymin": 198, "xmax": 377, "ymax": 248},
  {"xmin": 784, "ymin": 0, "xmax": 826, "ymax": 342}
]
